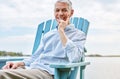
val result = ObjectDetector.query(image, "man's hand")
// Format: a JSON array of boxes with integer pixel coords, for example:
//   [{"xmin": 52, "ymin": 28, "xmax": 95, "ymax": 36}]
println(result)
[
  {"xmin": 57, "ymin": 16, "xmax": 70, "ymax": 46},
  {"xmin": 2, "ymin": 62, "xmax": 25, "ymax": 69},
  {"xmin": 58, "ymin": 16, "xmax": 70, "ymax": 32}
]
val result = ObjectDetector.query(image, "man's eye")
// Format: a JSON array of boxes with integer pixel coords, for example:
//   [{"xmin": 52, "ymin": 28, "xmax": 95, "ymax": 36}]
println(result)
[{"xmin": 55, "ymin": 9, "xmax": 59, "ymax": 12}]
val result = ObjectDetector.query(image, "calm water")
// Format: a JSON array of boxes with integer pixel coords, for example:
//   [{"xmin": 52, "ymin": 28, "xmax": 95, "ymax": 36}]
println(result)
[
  {"xmin": 0, "ymin": 57, "xmax": 120, "ymax": 79},
  {"xmin": 82, "ymin": 57, "xmax": 120, "ymax": 79}
]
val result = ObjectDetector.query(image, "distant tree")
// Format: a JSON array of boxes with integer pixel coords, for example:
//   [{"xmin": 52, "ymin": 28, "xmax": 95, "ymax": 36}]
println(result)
[{"xmin": 0, "ymin": 51, "xmax": 23, "ymax": 56}]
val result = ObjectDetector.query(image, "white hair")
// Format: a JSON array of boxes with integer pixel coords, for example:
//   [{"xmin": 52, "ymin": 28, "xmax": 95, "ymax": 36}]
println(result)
[{"xmin": 55, "ymin": 0, "xmax": 72, "ymax": 9}]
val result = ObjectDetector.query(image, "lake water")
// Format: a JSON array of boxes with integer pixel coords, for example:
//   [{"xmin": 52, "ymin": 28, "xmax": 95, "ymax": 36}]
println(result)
[
  {"xmin": 0, "ymin": 57, "xmax": 120, "ymax": 79},
  {"xmin": 81, "ymin": 57, "xmax": 120, "ymax": 79}
]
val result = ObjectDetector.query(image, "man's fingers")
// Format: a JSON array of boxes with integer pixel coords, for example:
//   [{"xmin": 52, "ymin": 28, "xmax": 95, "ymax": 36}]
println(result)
[
  {"xmin": 2, "ymin": 65, "xmax": 7, "ymax": 69},
  {"xmin": 6, "ymin": 62, "xmax": 12, "ymax": 69},
  {"xmin": 58, "ymin": 17, "xmax": 63, "ymax": 23},
  {"xmin": 66, "ymin": 15, "xmax": 70, "ymax": 24},
  {"xmin": 11, "ymin": 65, "xmax": 17, "ymax": 69},
  {"xmin": 2, "ymin": 64, "xmax": 10, "ymax": 69},
  {"xmin": 2, "ymin": 62, "xmax": 13, "ymax": 69}
]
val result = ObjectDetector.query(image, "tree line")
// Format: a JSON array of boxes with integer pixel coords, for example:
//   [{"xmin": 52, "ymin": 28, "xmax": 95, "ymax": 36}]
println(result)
[{"xmin": 0, "ymin": 51, "xmax": 23, "ymax": 56}]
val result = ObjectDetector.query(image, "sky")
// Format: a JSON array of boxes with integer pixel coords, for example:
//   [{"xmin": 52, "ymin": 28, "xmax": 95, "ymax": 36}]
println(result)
[{"xmin": 0, "ymin": 0, "xmax": 120, "ymax": 55}]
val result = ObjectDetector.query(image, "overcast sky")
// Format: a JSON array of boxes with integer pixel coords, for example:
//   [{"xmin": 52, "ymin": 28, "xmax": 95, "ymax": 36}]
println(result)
[{"xmin": 0, "ymin": 0, "xmax": 120, "ymax": 55}]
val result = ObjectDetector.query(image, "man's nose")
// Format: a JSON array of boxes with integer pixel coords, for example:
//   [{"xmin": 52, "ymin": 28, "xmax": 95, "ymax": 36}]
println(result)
[{"xmin": 58, "ymin": 11, "xmax": 63, "ymax": 15}]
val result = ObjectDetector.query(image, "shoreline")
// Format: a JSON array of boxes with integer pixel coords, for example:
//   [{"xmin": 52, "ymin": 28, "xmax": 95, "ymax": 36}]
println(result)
[{"xmin": 85, "ymin": 54, "xmax": 120, "ymax": 57}]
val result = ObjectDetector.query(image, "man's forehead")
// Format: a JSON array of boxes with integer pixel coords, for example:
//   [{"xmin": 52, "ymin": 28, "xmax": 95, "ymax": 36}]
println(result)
[{"xmin": 55, "ymin": 2, "xmax": 69, "ymax": 9}]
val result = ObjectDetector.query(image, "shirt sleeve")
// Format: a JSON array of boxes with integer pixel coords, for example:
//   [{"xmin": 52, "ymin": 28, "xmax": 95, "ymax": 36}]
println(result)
[
  {"xmin": 22, "ymin": 38, "xmax": 44, "ymax": 66},
  {"xmin": 64, "ymin": 32, "xmax": 86, "ymax": 63}
]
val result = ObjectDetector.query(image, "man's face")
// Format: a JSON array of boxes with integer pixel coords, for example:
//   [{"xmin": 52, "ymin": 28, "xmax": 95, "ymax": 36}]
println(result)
[{"xmin": 54, "ymin": 2, "xmax": 73, "ymax": 22}]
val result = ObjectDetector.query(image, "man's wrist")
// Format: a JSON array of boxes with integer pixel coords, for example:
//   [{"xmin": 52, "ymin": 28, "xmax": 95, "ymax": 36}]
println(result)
[{"xmin": 58, "ymin": 28, "xmax": 64, "ymax": 33}]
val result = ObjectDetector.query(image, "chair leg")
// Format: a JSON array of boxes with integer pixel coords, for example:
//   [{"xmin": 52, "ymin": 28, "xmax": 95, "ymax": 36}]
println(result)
[
  {"xmin": 80, "ymin": 66, "xmax": 86, "ymax": 79},
  {"xmin": 54, "ymin": 68, "xmax": 71, "ymax": 79}
]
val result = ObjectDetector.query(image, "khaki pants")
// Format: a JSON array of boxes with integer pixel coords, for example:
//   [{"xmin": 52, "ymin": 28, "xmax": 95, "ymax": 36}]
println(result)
[{"xmin": 0, "ymin": 67, "xmax": 53, "ymax": 79}]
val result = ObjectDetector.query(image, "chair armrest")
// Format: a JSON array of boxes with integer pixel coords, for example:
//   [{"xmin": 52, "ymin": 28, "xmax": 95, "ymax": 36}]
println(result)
[
  {"xmin": 50, "ymin": 62, "xmax": 90, "ymax": 68},
  {"xmin": 50, "ymin": 62, "xmax": 90, "ymax": 79},
  {"xmin": 0, "ymin": 57, "xmax": 29, "ymax": 68}
]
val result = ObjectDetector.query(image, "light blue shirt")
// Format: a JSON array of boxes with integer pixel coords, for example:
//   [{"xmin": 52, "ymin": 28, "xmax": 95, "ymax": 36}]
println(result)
[{"xmin": 23, "ymin": 24, "xmax": 86, "ymax": 75}]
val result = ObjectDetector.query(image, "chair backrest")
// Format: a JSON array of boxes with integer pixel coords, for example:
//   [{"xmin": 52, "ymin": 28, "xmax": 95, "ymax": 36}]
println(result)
[
  {"xmin": 32, "ymin": 17, "xmax": 89, "ymax": 79},
  {"xmin": 32, "ymin": 17, "xmax": 89, "ymax": 54}
]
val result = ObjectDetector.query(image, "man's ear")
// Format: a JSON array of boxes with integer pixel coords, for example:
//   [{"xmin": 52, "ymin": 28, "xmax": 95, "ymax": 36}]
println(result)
[{"xmin": 70, "ymin": 9, "xmax": 74, "ymax": 17}]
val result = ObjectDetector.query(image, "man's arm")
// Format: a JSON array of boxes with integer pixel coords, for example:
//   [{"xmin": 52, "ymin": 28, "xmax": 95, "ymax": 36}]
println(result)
[
  {"xmin": 58, "ymin": 17, "xmax": 86, "ymax": 63},
  {"xmin": 64, "ymin": 32, "xmax": 86, "ymax": 63},
  {"xmin": 58, "ymin": 17, "xmax": 69, "ymax": 46}
]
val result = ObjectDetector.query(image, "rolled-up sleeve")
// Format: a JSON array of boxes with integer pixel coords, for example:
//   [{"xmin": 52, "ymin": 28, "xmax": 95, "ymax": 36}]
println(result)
[{"xmin": 64, "ymin": 32, "xmax": 86, "ymax": 63}]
